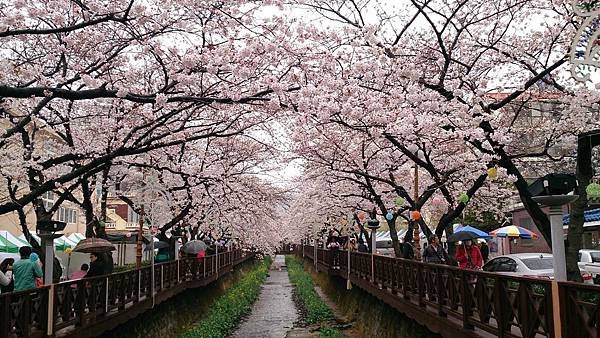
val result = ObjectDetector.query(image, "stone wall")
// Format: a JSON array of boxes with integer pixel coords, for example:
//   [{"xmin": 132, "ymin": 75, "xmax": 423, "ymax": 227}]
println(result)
[
  {"xmin": 303, "ymin": 262, "xmax": 433, "ymax": 338},
  {"xmin": 100, "ymin": 259, "xmax": 258, "ymax": 338}
]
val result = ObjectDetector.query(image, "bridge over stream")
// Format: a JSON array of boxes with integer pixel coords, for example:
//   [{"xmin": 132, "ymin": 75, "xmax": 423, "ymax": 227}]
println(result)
[
  {"xmin": 0, "ymin": 250, "xmax": 253, "ymax": 338},
  {"xmin": 291, "ymin": 245, "xmax": 600, "ymax": 338}
]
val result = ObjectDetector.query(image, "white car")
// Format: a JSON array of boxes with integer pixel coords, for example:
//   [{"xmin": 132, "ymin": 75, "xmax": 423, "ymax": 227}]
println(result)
[
  {"xmin": 483, "ymin": 253, "xmax": 593, "ymax": 284},
  {"xmin": 578, "ymin": 249, "xmax": 600, "ymax": 284}
]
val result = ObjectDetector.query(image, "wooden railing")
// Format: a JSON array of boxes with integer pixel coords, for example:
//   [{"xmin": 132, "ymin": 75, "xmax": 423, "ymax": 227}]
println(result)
[
  {"xmin": 297, "ymin": 245, "xmax": 600, "ymax": 338},
  {"xmin": 0, "ymin": 249, "xmax": 253, "ymax": 338}
]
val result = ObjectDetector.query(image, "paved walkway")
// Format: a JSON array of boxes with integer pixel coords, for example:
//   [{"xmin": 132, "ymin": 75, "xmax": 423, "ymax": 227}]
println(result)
[{"xmin": 232, "ymin": 255, "xmax": 299, "ymax": 338}]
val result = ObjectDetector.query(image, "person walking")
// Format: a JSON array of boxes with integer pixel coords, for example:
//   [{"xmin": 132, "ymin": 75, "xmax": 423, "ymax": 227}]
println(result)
[
  {"xmin": 402, "ymin": 240, "xmax": 415, "ymax": 259},
  {"xmin": 422, "ymin": 235, "xmax": 448, "ymax": 264},
  {"xmin": 85, "ymin": 253, "xmax": 105, "ymax": 278},
  {"xmin": 455, "ymin": 240, "xmax": 483, "ymax": 270},
  {"xmin": 357, "ymin": 238, "xmax": 368, "ymax": 253},
  {"xmin": 70, "ymin": 264, "xmax": 89, "ymax": 280},
  {"xmin": 12, "ymin": 246, "xmax": 43, "ymax": 291},
  {"xmin": 0, "ymin": 258, "xmax": 14, "ymax": 293},
  {"xmin": 480, "ymin": 241, "xmax": 490, "ymax": 263}
]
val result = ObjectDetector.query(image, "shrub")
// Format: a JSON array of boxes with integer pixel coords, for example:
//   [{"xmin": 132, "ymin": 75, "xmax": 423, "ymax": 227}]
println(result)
[
  {"xmin": 319, "ymin": 326, "xmax": 345, "ymax": 338},
  {"xmin": 286, "ymin": 256, "xmax": 344, "ymax": 337},
  {"xmin": 180, "ymin": 256, "xmax": 272, "ymax": 338},
  {"xmin": 285, "ymin": 255, "xmax": 333, "ymax": 324}
]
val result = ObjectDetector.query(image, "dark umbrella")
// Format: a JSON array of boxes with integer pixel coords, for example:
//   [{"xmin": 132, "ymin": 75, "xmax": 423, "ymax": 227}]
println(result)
[
  {"xmin": 144, "ymin": 241, "xmax": 169, "ymax": 251},
  {"xmin": 72, "ymin": 237, "xmax": 116, "ymax": 253},
  {"xmin": 447, "ymin": 231, "xmax": 484, "ymax": 242},
  {"xmin": 182, "ymin": 240, "xmax": 208, "ymax": 254}
]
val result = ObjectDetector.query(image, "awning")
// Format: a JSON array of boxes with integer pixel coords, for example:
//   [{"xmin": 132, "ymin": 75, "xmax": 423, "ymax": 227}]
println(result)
[
  {"xmin": 563, "ymin": 208, "xmax": 600, "ymax": 225},
  {"xmin": 67, "ymin": 233, "xmax": 86, "ymax": 244},
  {"xmin": 18, "ymin": 233, "xmax": 76, "ymax": 252},
  {"xmin": 0, "ymin": 231, "xmax": 29, "ymax": 252}
]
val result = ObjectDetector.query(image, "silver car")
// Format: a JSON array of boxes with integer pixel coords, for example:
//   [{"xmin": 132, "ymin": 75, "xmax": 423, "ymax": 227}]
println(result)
[{"xmin": 483, "ymin": 253, "xmax": 593, "ymax": 283}]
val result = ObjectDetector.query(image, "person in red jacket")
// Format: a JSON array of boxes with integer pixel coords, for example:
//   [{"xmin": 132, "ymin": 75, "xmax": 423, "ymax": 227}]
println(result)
[{"xmin": 455, "ymin": 240, "xmax": 483, "ymax": 270}]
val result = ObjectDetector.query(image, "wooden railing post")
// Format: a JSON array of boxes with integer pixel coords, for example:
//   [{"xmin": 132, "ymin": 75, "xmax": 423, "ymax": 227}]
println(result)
[
  {"xmin": 417, "ymin": 264, "xmax": 425, "ymax": 307},
  {"xmin": 137, "ymin": 270, "xmax": 141, "ymax": 301},
  {"xmin": 436, "ymin": 267, "xmax": 446, "ymax": 317},
  {"xmin": 1, "ymin": 293, "xmax": 10, "ymax": 338},
  {"xmin": 161, "ymin": 265, "xmax": 164, "ymax": 291},
  {"xmin": 371, "ymin": 254, "xmax": 375, "ymax": 283},
  {"xmin": 553, "ymin": 281, "xmax": 563, "ymax": 338},
  {"xmin": 105, "ymin": 277, "xmax": 110, "ymax": 314},
  {"xmin": 461, "ymin": 270, "xmax": 474, "ymax": 330},
  {"xmin": 22, "ymin": 292, "xmax": 31, "ymax": 337},
  {"xmin": 46, "ymin": 284, "xmax": 55, "ymax": 336}
]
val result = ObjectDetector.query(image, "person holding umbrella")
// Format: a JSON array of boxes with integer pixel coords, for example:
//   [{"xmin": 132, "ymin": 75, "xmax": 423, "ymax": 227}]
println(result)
[
  {"xmin": 456, "ymin": 240, "xmax": 483, "ymax": 270},
  {"xmin": 447, "ymin": 225, "xmax": 488, "ymax": 270},
  {"xmin": 85, "ymin": 253, "xmax": 105, "ymax": 278}
]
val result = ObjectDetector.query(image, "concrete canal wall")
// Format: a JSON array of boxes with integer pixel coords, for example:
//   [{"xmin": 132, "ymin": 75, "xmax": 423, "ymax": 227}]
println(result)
[
  {"xmin": 304, "ymin": 262, "xmax": 434, "ymax": 338},
  {"xmin": 99, "ymin": 258, "xmax": 259, "ymax": 338}
]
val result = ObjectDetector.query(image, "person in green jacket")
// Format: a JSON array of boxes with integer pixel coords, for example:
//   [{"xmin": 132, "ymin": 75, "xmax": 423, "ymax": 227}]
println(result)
[{"xmin": 13, "ymin": 246, "xmax": 43, "ymax": 291}]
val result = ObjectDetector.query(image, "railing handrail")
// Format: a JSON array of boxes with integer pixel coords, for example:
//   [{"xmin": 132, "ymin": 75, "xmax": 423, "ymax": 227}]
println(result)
[
  {"xmin": 298, "ymin": 244, "xmax": 600, "ymax": 338},
  {"xmin": 0, "ymin": 249, "xmax": 253, "ymax": 338}
]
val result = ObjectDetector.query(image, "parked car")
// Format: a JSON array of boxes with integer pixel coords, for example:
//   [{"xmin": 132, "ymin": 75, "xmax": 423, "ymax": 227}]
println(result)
[
  {"xmin": 578, "ymin": 249, "xmax": 600, "ymax": 284},
  {"xmin": 483, "ymin": 253, "xmax": 593, "ymax": 284}
]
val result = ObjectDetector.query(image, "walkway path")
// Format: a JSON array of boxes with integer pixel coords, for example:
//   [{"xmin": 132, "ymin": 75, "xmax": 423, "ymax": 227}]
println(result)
[{"xmin": 232, "ymin": 255, "xmax": 299, "ymax": 338}]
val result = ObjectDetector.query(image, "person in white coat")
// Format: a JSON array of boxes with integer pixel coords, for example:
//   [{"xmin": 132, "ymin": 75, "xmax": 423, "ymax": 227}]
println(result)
[{"xmin": 0, "ymin": 267, "xmax": 12, "ymax": 294}]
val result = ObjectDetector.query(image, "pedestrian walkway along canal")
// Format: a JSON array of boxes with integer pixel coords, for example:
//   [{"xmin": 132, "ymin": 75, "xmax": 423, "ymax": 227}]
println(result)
[{"xmin": 232, "ymin": 255, "xmax": 299, "ymax": 338}]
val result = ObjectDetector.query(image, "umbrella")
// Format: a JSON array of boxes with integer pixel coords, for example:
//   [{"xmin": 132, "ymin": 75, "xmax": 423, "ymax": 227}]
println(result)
[
  {"xmin": 72, "ymin": 237, "xmax": 116, "ymax": 253},
  {"xmin": 447, "ymin": 226, "xmax": 490, "ymax": 242},
  {"xmin": 182, "ymin": 240, "xmax": 208, "ymax": 254},
  {"xmin": 144, "ymin": 241, "xmax": 169, "ymax": 251},
  {"xmin": 490, "ymin": 226, "xmax": 539, "ymax": 239}
]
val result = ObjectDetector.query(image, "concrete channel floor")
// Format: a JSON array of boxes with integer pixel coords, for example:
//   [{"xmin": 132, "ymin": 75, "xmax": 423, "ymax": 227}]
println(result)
[{"xmin": 232, "ymin": 255, "xmax": 299, "ymax": 338}]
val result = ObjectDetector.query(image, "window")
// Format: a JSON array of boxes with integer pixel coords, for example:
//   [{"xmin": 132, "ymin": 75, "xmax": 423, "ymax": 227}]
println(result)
[
  {"xmin": 521, "ymin": 257, "xmax": 553, "ymax": 270},
  {"xmin": 57, "ymin": 207, "xmax": 77, "ymax": 224},
  {"xmin": 483, "ymin": 259, "xmax": 500, "ymax": 272},
  {"xmin": 128, "ymin": 207, "xmax": 139, "ymax": 224},
  {"xmin": 488, "ymin": 258, "xmax": 518, "ymax": 272},
  {"xmin": 590, "ymin": 252, "xmax": 600, "ymax": 263},
  {"xmin": 42, "ymin": 191, "xmax": 55, "ymax": 212}
]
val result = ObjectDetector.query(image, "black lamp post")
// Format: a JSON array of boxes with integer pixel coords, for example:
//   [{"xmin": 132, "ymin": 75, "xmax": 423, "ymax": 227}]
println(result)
[
  {"xmin": 366, "ymin": 208, "xmax": 380, "ymax": 254},
  {"xmin": 529, "ymin": 173, "xmax": 578, "ymax": 281},
  {"xmin": 37, "ymin": 220, "xmax": 66, "ymax": 285}
]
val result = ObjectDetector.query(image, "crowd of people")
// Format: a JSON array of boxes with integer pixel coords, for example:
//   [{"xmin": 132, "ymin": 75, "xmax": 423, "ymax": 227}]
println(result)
[
  {"xmin": 324, "ymin": 231, "xmax": 490, "ymax": 271},
  {"xmin": 0, "ymin": 246, "xmax": 115, "ymax": 294}
]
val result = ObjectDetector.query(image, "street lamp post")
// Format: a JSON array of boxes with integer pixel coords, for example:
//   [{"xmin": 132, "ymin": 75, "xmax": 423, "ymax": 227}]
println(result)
[
  {"xmin": 413, "ymin": 164, "xmax": 421, "ymax": 260},
  {"xmin": 407, "ymin": 144, "xmax": 424, "ymax": 261},
  {"xmin": 367, "ymin": 212, "xmax": 380, "ymax": 283},
  {"xmin": 532, "ymin": 195, "xmax": 579, "ymax": 281},
  {"xmin": 136, "ymin": 205, "xmax": 145, "ymax": 269}
]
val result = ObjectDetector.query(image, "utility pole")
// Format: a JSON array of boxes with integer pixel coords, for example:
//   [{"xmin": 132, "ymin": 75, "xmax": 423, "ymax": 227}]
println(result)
[
  {"xmin": 413, "ymin": 164, "xmax": 421, "ymax": 260},
  {"xmin": 136, "ymin": 204, "xmax": 144, "ymax": 269}
]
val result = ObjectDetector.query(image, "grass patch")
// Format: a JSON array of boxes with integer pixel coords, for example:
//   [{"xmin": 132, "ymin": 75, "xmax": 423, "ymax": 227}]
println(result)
[
  {"xmin": 286, "ymin": 255, "xmax": 344, "ymax": 337},
  {"xmin": 180, "ymin": 256, "xmax": 272, "ymax": 338},
  {"xmin": 319, "ymin": 326, "xmax": 345, "ymax": 338}
]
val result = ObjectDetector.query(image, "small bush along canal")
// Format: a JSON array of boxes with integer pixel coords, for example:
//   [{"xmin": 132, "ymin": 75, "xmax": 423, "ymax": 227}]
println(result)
[{"xmin": 285, "ymin": 255, "xmax": 344, "ymax": 337}]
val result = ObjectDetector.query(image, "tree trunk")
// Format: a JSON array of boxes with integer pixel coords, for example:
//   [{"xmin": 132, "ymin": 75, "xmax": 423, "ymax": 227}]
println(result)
[
  {"xmin": 566, "ymin": 135, "xmax": 595, "ymax": 282},
  {"xmin": 386, "ymin": 218, "xmax": 402, "ymax": 257},
  {"xmin": 99, "ymin": 165, "xmax": 111, "ymax": 223},
  {"xmin": 81, "ymin": 177, "xmax": 103, "ymax": 238}
]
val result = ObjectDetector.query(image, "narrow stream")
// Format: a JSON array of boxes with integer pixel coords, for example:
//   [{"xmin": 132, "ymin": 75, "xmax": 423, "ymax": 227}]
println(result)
[{"xmin": 231, "ymin": 255, "xmax": 299, "ymax": 338}]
